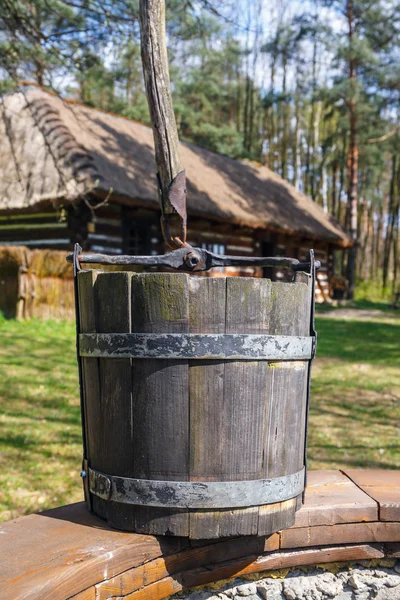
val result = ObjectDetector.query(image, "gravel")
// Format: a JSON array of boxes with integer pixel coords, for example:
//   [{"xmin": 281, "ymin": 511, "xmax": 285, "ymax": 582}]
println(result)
[{"xmin": 170, "ymin": 562, "xmax": 400, "ymax": 600}]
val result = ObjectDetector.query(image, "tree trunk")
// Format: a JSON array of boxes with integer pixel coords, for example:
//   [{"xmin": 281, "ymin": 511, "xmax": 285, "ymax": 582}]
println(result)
[
  {"xmin": 345, "ymin": 0, "xmax": 358, "ymax": 300},
  {"xmin": 370, "ymin": 206, "xmax": 376, "ymax": 280},
  {"xmin": 376, "ymin": 197, "xmax": 386, "ymax": 279},
  {"xmin": 357, "ymin": 195, "xmax": 367, "ymax": 278},
  {"xmin": 311, "ymin": 101, "xmax": 321, "ymax": 202},
  {"xmin": 139, "ymin": 0, "xmax": 186, "ymax": 246},
  {"xmin": 281, "ymin": 55, "xmax": 288, "ymax": 180},
  {"xmin": 338, "ymin": 133, "xmax": 347, "ymax": 224},
  {"xmin": 139, "ymin": 0, "xmax": 183, "ymax": 213},
  {"xmin": 393, "ymin": 164, "xmax": 400, "ymax": 293},
  {"xmin": 383, "ymin": 154, "xmax": 397, "ymax": 289},
  {"xmin": 305, "ymin": 23, "xmax": 318, "ymax": 197},
  {"xmin": 269, "ymin": 54, "xmax": 277, "ymax": 169},
  {"xmin": 331, "ymin": 160, "xmax": 338, "ymax": 217},
  {"xmin": 294, "ymin": 86, "xmax": 302, "ymax": 189},
  {"xmin": 321, "ymin": 163, "xmax": 328, "ymax": 212}
]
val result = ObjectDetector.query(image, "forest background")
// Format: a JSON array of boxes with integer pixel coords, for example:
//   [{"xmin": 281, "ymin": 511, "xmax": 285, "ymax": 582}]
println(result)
[{"xmin": 1, "ymin": 0, "xmax": 400, "ymax": 298}]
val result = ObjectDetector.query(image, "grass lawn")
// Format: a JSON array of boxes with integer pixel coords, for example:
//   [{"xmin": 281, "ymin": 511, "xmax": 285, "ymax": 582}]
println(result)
[
  {"xmin": 0, "ymin": 307, "xmax": 399, "ymax": 522},
  {"xmin": 311, "ymin": 308, "xmax": 400, "ymax": 469}
]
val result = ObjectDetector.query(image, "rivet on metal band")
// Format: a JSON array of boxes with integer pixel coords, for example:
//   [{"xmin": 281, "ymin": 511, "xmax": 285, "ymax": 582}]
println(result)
[
  {"xmin": 88, "ymin": 468, "xmax": 305, "ymax": 509},
  {"xmin": 79, "ymin": 333, "xmax": 314, "ymax": 361}
]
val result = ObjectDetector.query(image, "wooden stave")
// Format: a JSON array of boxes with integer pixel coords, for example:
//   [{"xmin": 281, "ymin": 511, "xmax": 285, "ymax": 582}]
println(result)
[{"xmin": 77, "ymin": 271, "xmax": 312, "ymax": 538}]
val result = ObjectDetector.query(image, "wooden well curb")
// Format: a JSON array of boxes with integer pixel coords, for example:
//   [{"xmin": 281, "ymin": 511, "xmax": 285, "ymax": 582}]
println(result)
[{"xmin": 0, "ymin": 470, "xmax": 399, "ymax": 600}]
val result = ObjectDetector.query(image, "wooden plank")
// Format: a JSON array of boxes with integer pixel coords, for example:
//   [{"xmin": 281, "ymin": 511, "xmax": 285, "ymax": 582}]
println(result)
[
  {"xmin": 96, "ymin": 535, "xmax": 279, "ymax": 600},
  {"xmin": 0, "ymin": 502, "xmax": 185, "ymax": 600},
  {"xmin": 344, "ymin": 469, "xmax": 400, "ymax": 521},
  {"xmin": 281, "ymin": 521, "xmax": 400, "ymax": 549},
  {"xmin": 69, "ymin": 586, "xmax": 96, "ymax": 600},
  {"xmin": 131, "ymin": 273, "xmax": 190, "ymax": 536},
  {"xmin": 0, "ymin": 227, "xmax": 67, "ymax": 243},
  {"xmin": 77, "ymin": 270, "xmax": 103, "ymax": 516},
  {"xmin": 294, "ymin": 470, "xmax": 378, "ymax": 528},
  {"xmin": 188, "ymin": 277, "xmax": 225, "ymax": 538},
  {"xmin": 220, "ymin": 277, "xmax": 271, "ymax": 537},
  {"xmin": 258, "ymin": 279, "xmax": 310, "ymax": 535},
  {"xmin": 127, "ymin": 577, "xmax": 183, "ymax": 600},
  {"xmin": 258, "ymin": 498, "xmax": 298, "ymax": 535},
  {"xmin": 94, "ymin": 271, "xmax": 133, "ymax": 528},
  {"xmin": 2, "ymin": 474, "xmax": 399, "ymax": 600},
  {"xmin": 176, "ymin": 545, "xmax": 385, "ymax": 594}
]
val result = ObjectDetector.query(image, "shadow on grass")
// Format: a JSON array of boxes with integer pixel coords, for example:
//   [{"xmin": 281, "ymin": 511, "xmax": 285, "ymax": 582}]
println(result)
[
  {"xmin": 316, "ymin": 299, "xmax": 398, "ymax": 313},
  {"xmin": 308, "ymin": 451, "xmax": 400, "ymax": 470},
  {"xmin": 310, "ymin": 405, "xmax": 395, "ymax": 427}
]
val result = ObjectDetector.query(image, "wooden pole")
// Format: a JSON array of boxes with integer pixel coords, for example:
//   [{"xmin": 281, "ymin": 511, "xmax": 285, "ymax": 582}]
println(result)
[{"xmin": 139, "ymin": 0, "xmax": 187, "ymax": 247}]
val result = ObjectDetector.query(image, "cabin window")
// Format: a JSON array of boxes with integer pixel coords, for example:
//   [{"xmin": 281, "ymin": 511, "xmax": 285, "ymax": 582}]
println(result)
[
  {"xmin": 201, "ymin": 243, "xmax": 226, "ymax": 273},
  {"xmin": 123, "ymin": 220, "xmax": 152, "ymax": 255},
  {"xmin": 201, "ymin": 242, "xmax": 225, "ymax": 255}
]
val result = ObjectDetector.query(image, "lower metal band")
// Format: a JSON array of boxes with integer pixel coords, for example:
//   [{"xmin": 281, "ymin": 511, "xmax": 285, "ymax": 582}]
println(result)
[
  {"xmin": 88, "ymin": 468, "xmax": 305, "ymax": 509},
  {"xmin": 79, "ymin": 333, "xmax": 313, "ymax": 361}
]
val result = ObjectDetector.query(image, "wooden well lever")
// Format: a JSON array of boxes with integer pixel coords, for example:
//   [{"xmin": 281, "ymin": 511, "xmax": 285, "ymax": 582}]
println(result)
[{"xmin": 139, "ymin": 0, "xmax": 187, "ymax": 248}]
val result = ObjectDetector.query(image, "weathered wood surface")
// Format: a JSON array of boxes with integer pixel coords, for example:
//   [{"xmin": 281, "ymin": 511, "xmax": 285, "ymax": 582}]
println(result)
[
  {"xmin": 134, "ymin": 544, "xmax": 385, "ymax": 600},
  {"xmin": 345, "ymin": 469, "xmax": 400, "ymax": 522},
  {"xmin": 77, "ymin": 272, "xmax": 312, "ymax": 538},
  {"xmin": 96, "ymin": 533, "xmax": 279, "ymax": 600},
  {"xmin": 294, "ymin": 470, "xmax": 378, "ymax": 527},
  {"xmin": 258, "ymin": 279, "xmax": 310, "ymax": 535},
  {"xmin": 281, "ymin": 521, "xmax": 400, "ymax": 549},
  {"xmin": 219, "ymin": 277, "xmax": 270, "ymax": 536},
  {"xmin": 1, "ymin": 470, "xmax": 400, "ymax": 600},
  {"xmin": 130, "ymin": 273, "xmax": 190, "ymax": 536},
  {"xmin": 96, "ymin": 272, "xmax": 133, "ymax": 527},
  {"xmin": 77, "ymin": 270, "xmax": 102, "ymax": 515},
  {"xmin": 0, "ymin": 502, "xmax": 186, "ymax": 600},
  {"xmin": 139, "ymin": 0, "xmax": 183, "ymax": 217}
]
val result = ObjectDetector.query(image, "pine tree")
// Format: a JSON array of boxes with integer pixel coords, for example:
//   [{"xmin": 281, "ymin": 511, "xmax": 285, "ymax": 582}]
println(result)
[{"xmin": 322, "ymin": 0, "xmax": 400, "ymax": 297}]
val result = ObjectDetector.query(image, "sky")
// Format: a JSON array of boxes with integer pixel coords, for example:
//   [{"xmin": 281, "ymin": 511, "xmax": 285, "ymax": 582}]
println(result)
[
  {"xmin": 189, "ymin": 0, "xmax": 345, "ymax": 93},
  {"xmin": 53, "ymin": 0, "xmax": 345, "ymax": 97}
]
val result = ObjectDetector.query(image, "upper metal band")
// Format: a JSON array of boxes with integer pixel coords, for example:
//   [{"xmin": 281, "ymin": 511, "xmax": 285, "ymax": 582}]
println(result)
[
  {"xmin": 79, "ymin": 333, "xmax": 313, "ymax": 360},
  {"xmin": 88, "ymin": 468, "xmax": 305, "ymax": 509}
]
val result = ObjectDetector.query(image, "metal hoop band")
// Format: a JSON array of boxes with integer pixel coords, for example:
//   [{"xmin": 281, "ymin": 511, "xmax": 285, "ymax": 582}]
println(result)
[
  {"xmin": 79, "ymin": 333, "xmax": 313, "ymax": 361},
  {"xmin": 88, "ymin": 468, "xmax": 305, "ymax": 509}
]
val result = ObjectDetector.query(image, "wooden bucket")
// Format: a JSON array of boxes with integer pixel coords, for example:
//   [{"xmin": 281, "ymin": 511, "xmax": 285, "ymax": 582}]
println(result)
[{"xmin": 75, "ymin": 260, "xmax": 315, "ymax": 539}]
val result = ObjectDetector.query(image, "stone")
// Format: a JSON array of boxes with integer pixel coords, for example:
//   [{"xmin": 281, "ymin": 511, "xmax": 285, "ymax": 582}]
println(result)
[
  {"xmin": 256, "ymin": 581, "xmax": 284, "ymax": 600},
  {"xmin": 222, "ymin": 588, "xmax": 238, "ymax": 598},
  {"xmin": 315, "ymin": 571, "xmax": 343, "ymax": 597},
  {"xmin": 383, "ymin": 575, "xmax": 400, "ymax": 587},
  {"xmin": 376, "ymin": 590, "xmax": 400, "ymax": 600},
  {"xmin": 374, "ymin": 570, "xmax": 389, "ymax": 578},
  {"xmin": 348, "ymin": 574, "xmax": 367, "ymax": 591},
  {"xmin": 170, "ymin": 565, "xmax": 400, "ymax": 600},
  {"xmin": 236, "ymin": 582, "xmax": 257, "ymax": 596}
]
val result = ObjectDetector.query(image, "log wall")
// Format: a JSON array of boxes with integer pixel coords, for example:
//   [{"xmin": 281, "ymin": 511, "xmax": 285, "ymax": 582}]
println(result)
[
  {"xmin": 0, "ymin": 211, "xmax": 70, "ymax": 249},
  {"xmin": 0, "ymin": 203, "xmax": 335, "ymax": 320}
]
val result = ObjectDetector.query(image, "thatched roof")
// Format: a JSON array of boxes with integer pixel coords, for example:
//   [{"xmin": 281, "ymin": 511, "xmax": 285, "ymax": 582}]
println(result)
[{"xmin": 0, "ymin": 86, "xmax": 351, "ymax": 247}]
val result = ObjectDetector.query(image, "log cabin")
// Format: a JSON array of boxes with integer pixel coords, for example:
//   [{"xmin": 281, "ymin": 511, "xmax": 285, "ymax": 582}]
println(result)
[{"xmin": 0, "ymin": 86, "xmax": 351, "ymax": 306}]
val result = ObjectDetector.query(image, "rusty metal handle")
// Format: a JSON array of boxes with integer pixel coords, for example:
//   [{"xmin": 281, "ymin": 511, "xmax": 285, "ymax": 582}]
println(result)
[{"xmin": 68, "ymin": 244, "xmax": 320, "ymax": 274}]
